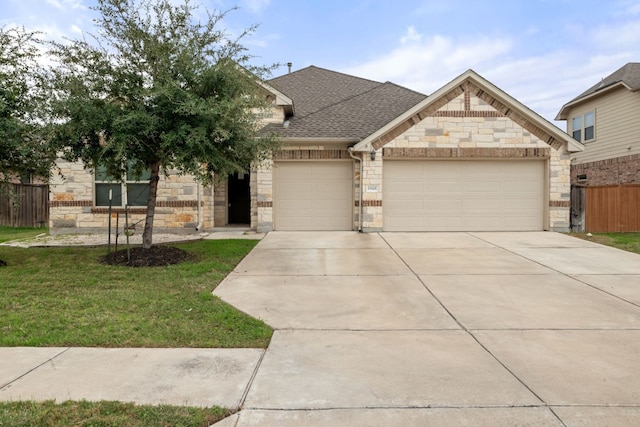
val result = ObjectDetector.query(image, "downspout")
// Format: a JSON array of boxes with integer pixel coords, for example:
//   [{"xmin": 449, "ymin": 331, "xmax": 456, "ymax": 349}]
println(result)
[
  {"xmin": 348, "ymin": 147, "xmax": 363, "ymax": 232},
  {"xmin": 196, "ymin": 181, "xmax": 203, "ymax": 231}
]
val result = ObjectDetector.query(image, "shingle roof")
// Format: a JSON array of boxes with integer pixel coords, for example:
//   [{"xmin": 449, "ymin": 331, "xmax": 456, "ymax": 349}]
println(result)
[
  {"xmin": 556, "ymin": 62, "xmax": 640, "ymax": 120},
  {"xmin": 264, "ymin": 66, "xmax": 427, "ymax": 140},
  {"xmin": 570, "ymin": 62, "xmax": 640, "ymax": 103}
]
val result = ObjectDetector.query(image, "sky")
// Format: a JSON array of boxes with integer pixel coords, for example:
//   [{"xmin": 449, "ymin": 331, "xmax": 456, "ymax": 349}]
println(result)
[{"xmin": 3, "ymin": 0, "xmax": 640, "ymax": 128}]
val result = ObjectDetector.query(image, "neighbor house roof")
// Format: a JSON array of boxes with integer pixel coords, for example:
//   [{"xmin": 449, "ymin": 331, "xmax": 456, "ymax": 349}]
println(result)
[
  {"xmin": 263, "ymin": 66, "xmax": 427, "ymax": 141},
  {"xmin": 556, "ymin": 62, "xmax": 640, "ymax": 120}
]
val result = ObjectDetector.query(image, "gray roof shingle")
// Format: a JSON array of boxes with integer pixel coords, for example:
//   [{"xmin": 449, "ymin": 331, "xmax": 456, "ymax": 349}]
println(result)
[
  {"xmin": 570, "ymin": 62, "xmax": 640, "ymax": 103},
  {"xmin": 264, "ymin": 66, "xmax": 427, "ymax": 140}
]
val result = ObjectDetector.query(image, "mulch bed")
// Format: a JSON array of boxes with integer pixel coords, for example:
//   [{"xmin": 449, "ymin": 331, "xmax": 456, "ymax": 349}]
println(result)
[{"xmin": 100, "ymin": 245, "xmax": 191, "ymax": 267}]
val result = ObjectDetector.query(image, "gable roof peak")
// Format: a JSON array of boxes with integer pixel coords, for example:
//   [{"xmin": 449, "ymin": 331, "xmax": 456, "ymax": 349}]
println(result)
[
  {"xmin": 556, "ymin": 62, "xmax": 640, "ymax": 119},
  {"xmin": 353, "ymin": 68, "xmax": 582, "ymax": 154}
]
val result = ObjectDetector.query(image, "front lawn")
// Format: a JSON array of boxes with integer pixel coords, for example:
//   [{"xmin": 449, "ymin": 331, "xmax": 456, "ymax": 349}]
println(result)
[
  {"xmin": 0, "ymin": 226, "xmax": 46, "ymax": 243},
  {"xmin": 0, "ymin": 400, "xmax": 231, "ymax": 427},
  {"xmin": 570, "ymin": 232, "xmax": 640, "ymax": 255},
  {"xmin": 0, "ymin": 238, "xmax": 272, "ymax": 348}
]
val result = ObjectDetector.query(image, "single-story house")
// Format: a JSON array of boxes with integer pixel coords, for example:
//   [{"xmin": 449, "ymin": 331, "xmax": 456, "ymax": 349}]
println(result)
[{"xmin": 49, "ymin": 66, "xmax": 582, "ymax": 234}]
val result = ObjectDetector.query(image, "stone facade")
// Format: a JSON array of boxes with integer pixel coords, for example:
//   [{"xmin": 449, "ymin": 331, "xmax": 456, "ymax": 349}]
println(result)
[
  {"xmin": 571, "ymin": 154, "xmax": 640, "ymax": 186},
  {"xmin": 49, "ymin": 158, "xmax": 214, "ymax": 234},
  {"xmin": 355, "ymin": 93, "xmax": 572, "ymax": 232},
  {"xmin": 51, "ymin": 73, "xmax": 575, "ymax": 234}
]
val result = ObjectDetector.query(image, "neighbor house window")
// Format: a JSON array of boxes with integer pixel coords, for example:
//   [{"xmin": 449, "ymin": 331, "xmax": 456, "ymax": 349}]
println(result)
[
  {"xmin": 584, "ymin": 111, "xmax": 594, "ymax": 141},
  {"xmin": 95, "ymin": 163, "xmax": 151, "ymax": 207},
  {"xmin": 571, "ymin": 111, "xmax": 595, "ymax": 142}
]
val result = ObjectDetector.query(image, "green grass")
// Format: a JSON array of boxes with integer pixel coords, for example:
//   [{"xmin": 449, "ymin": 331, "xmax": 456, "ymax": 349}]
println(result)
[
  {"xmin": 570, "ymin": 232, "xmax": 640, "ymax": 255},
  {"xmin": 0, "ymin": 226, "xmax": 47, "ymax": 243},
  {"xmin": 0, "ymin": 400, "xmax": 231, "ymax": 427},
  {"xmin": 0, "ymin": 238, "xmax": 272, "ymax": 348}
]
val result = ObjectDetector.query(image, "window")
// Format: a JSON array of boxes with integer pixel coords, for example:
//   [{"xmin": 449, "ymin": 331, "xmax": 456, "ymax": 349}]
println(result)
[
  {"xmin": 571, "ymin": 116, "xmax": 582, "ymax": 141},
  {"xmin": 95, "ymin": 163, "xmax": 151, "ymax": 207},
  {"xmin": 571, "ymin": 111, "xmax": 595, "ymax": 142},
  {"xmin": 584, "ymin": 112, "xmax": 594, "ymax": 141}
]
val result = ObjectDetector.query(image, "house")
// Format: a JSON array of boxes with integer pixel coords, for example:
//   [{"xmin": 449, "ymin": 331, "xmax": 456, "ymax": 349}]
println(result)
[
  {"xmin": 49, "ymin": 66, "xmax": 581, "ymax": 234},
  {"xmin": 556, "ymin": 62, "xmax": 640, "ymax": 231}
]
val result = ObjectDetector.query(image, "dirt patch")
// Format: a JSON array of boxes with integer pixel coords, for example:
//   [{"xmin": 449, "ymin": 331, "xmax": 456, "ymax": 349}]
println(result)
[{"xmin": 100, "ymin": 245, "xmax": 192, "ymax": 267}]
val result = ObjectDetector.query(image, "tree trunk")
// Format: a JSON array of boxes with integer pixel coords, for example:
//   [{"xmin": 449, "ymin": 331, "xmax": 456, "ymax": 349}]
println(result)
[{"xmin": 141, "ymin": 160, "xmax": 161, "ymax": 249}]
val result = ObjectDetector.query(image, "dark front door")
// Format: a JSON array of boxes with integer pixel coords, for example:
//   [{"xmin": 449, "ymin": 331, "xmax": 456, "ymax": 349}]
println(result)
[{"xmin": 228, "ymin": 172, "xmax": 250, "ymax": 224}]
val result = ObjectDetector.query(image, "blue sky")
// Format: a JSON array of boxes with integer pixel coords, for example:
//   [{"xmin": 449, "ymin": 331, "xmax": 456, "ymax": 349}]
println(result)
[{"xmin": 3, "ymin": 0, "xmax": 640, "ymax": 126}]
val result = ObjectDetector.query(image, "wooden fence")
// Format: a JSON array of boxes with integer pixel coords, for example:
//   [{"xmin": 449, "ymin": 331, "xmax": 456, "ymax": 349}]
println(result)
[
  {"xmin": 0, "ymin": 184, "xmax": 49, "ymax": 228},
  {"xmin": 584, "ymin": 185, "xmax": 640, "ymax": 232}
]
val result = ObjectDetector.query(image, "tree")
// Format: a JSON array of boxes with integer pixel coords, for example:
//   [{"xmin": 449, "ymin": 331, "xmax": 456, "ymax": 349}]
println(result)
[
  {"xmin": 47, "ymin": 0, "xmax": 279, "ymax": 249},
  {"xmin": 0, "ymin": 26, "xmax": 54, "ymax": 193}
]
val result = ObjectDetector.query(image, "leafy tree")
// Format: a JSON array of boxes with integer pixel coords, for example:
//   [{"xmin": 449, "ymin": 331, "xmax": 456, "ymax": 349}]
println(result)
[
  {"xmin": 0, "ymin": 26, "xmax": 54, "ymax": 193},
  {"xmin": 47, "ymin": 0, "xmax": 279, "ymax": 248}
]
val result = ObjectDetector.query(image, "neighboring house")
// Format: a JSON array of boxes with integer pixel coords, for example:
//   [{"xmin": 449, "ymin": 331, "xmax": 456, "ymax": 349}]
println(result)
[
  {"xmin": 49, "ymin": 66, "xmax": 581, "ymax": 234},
  {"xmin": 556, "ymin": 62, "xmax": 640, "ymax": 231}
]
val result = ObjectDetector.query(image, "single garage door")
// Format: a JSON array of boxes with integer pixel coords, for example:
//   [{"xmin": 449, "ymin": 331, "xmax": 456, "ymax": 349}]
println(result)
[
  {"xmin": 384, "ymin": 160, "xmax": 544, "ymax": 231},
  {"xmin": 274, "ymin": 161, "xmax": 353, "ymax": 231}
]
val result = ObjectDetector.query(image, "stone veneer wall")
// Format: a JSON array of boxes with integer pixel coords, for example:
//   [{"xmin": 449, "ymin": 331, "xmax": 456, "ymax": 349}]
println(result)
[
  {"xmin": 255, "ymin": 160, "xmax": 273, "ymax": 232},
  {"xmin": 49, "ymin": 158, "xmax": 214, "ymax": 233},
  {"xmin": 360, "ymin": 93, "xmax": 572, "ymax": 232},
  {"xmin": 571, "ymin": 154, "xmax": 640, "ymax": 186}
]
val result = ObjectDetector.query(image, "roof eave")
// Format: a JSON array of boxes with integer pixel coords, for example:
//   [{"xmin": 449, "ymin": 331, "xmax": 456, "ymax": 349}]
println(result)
[
  {"xmin": 556, "ymin": 81, "xmax": 632, "ymax": 120},
  {"xmin": 281, "ymin": 137, "xmax": 360, "ymax": 144},
  {"xmin": 257, "ymin": 80, "xmax": 295, "ymax": 116}
]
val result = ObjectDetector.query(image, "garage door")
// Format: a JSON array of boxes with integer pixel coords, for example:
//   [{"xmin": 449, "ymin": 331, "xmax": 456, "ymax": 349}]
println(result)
[
  {"xmin": 384, "ymin": 160, "xmax": 544, "ymax": 231},
  {"xmin": 274, "ymin": 161, "xmax": 353, "ymax": 231}
]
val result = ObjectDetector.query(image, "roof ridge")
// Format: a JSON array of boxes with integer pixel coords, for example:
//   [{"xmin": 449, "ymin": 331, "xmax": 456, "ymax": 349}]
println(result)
[
  {"xmin": 381, "ymin": 81, "xmax": 427, "ymax": 97},
  {"xmin": 269, "ymin": 64, "xmax": 386, "ymax": 86}
]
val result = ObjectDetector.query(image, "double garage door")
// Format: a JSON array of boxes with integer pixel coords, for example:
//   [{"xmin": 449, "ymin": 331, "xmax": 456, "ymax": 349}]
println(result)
[
  {"xmin": 273, "ymin": 160, "xmax": 545, "ymax": 232},
  {"xmin": 384, "ymin": 160, "xmax": 545, "ymax": 231}
]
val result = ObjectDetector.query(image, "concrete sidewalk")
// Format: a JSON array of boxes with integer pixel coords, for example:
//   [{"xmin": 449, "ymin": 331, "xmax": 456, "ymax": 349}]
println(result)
[
  {"xmin": 2, "ymin": 231, "xmax": 640, "ymax": 426},
  {"xmin": 0, "ymin": 347, "xmax": 263, "ymax": 409}
]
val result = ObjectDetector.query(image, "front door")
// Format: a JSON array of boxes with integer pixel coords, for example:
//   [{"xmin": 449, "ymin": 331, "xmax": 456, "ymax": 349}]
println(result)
[{"xmin": 227, "ymin": 172, "xmax": 250, "ymax": 224}]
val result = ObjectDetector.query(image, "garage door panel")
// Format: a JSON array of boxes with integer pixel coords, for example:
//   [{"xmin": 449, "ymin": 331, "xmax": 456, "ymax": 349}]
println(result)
[
  {"xmin": 384, "ymin": 160, "xmax": 544, "ymax": 231},
  {"xmin": 275, "ymin": 161, "xmax": 353, "ymax": 231}
]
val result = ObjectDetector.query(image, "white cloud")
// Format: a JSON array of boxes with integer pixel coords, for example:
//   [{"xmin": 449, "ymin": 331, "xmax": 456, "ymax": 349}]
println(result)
[
  {"xmin": 46, "ymin": 0, "xmax": 63, "ymax": 8},
  {"xmin": 400, "ymin": 26, "xmax": 421, "ymax": 44},
  {"xmin": 45, "ymin": 0, "xmax": 85, "ymax": 10},
  {"xmin": 342, "ymin": 18, "xmax": 640, "ymax": 126},
  {"xmin": 345, "ymin": 28, "xmax": 512, "ymax": 94},
  {"xmin": 242, "ymin": 0, "xmax": 270, "ymax": 14},
  {"xmin": 592, "ymin": 19, "xmax": 640, "ymax": 50}
]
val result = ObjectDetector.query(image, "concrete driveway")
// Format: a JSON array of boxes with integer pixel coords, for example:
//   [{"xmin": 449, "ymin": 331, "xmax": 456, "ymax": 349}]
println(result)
[{"xmin": 214, "ymin": 231, "xmax": 640, "ymax": 426}]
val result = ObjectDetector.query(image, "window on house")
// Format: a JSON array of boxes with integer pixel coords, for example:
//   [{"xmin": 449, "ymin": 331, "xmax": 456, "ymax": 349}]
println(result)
[
  {"xmin": 95, "ymin": 163, "xmax": 151, "ymax": 207},
  {"xmin": 571, "ymin": 112, "xmax": 595, "ymax": 142},
  {"xmin": 584, "ymin": 111, "xmax": 594, "ymax": 141},
  {"xmin": 571, "ymin": 116, "xmax": 581, "ymax": 141}
]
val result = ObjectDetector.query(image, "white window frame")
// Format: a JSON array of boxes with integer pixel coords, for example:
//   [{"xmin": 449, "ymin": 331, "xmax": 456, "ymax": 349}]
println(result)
[{"xmin": 571, "ymin": 111, "xmax": 595, "ymax": 143}]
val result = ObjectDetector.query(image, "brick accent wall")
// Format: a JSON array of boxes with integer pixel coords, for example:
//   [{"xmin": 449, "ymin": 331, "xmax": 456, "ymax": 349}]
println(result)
[
  {"xmin": 273, "ymin": 149, "xmax": 351, "ymax": 160},
  {"xmin": 383, "ymin": 147, "xmax": 550, "ymax": 159},
  {"xmin": 571, "ymin": 154, "xmax": 640, "ymax": 186}
]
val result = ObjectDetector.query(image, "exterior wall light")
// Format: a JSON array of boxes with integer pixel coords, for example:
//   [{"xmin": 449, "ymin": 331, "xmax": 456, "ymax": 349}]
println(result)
[{"xmin": 370, "ymin": 147, "xmax": 376, "ymax": 161}]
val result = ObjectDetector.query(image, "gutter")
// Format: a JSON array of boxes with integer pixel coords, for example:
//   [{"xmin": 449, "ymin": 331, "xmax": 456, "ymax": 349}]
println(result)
[{"xmin": 348, "ymin": 147, "xmax": 363, "ymax": 232}]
